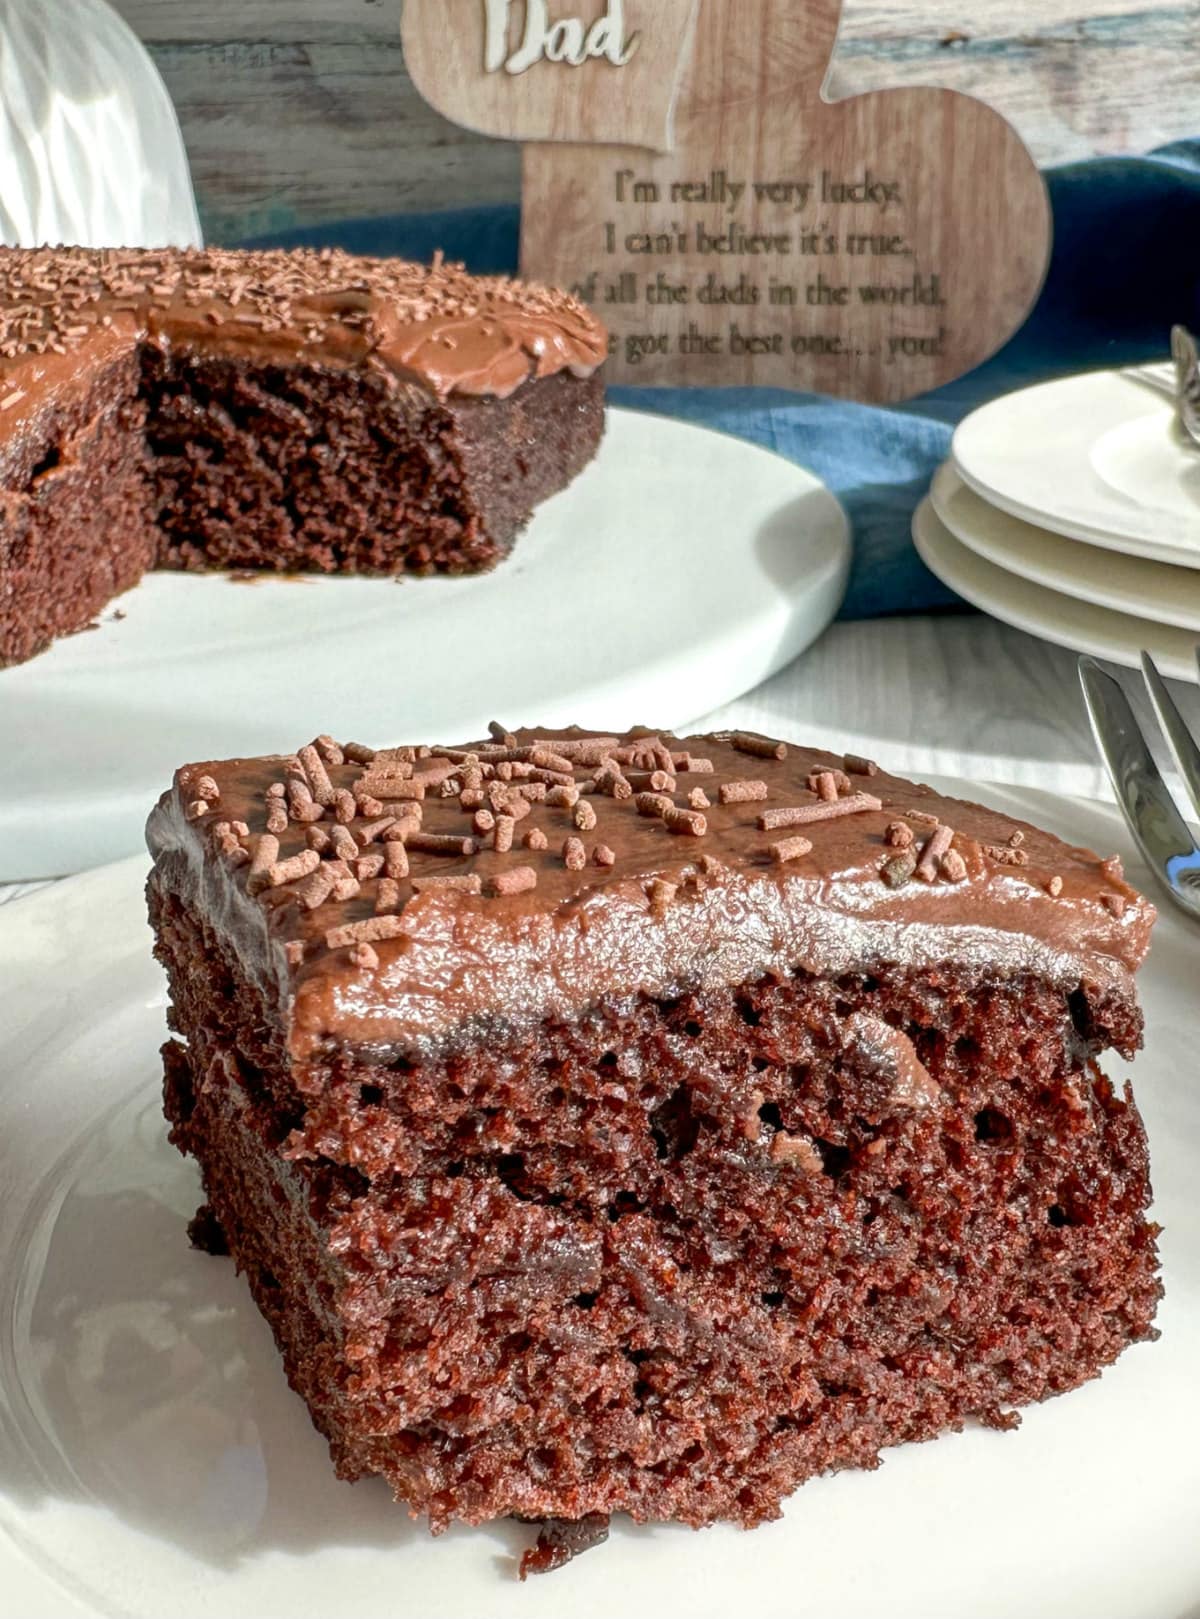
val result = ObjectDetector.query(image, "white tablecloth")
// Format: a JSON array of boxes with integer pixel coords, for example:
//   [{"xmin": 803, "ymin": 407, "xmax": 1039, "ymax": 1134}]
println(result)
[{"xmin": 3, "ymin": 614, "xmax": 1197, "ymax": 907}]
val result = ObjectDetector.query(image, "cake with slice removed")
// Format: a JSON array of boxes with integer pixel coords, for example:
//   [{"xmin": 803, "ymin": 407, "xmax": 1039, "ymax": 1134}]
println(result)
[
  {"xmin": 145, "ymin": 726, "xmax": 1161, "ymax": 1556},
  {"xmin": 0, "ymin": 247, "xmax": 606, "ymax": 666}
]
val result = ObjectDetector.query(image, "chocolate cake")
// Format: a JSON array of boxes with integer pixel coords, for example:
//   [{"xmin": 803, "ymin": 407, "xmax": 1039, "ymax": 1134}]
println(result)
[
  {"xmin": 0, "ymin": 247, "xmax": 607, "ymax": 667},
  {"xmin": 146, "ymin": 726, "xmax": 1161, "ymax": 1552}
]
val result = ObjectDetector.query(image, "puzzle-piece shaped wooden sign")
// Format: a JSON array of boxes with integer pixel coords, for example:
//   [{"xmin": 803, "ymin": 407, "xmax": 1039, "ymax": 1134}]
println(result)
[{"xmin": 401, "ymin": 0, "xmax": 1052, "ymax": 402}]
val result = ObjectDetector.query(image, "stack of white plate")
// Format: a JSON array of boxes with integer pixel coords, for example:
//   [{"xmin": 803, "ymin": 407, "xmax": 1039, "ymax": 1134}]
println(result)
[{"xmin": 914, "ymin": 366, "xmax": 1200, "ymax": 681}]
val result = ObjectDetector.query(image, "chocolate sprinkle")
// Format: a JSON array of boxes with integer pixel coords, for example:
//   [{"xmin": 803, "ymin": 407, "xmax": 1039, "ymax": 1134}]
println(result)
[
  {"xmin": 295, "ymin": 865, "xmax": 337, "ymax": 911},
  {"xmin": 915, "ymin": 826, "xmax": 954, "ymax": 884},
  {"xmin": 731, "ymin": 732, "xmax": 788, "ymax": 761},
  {"xmin": 636, "ymin": 793, "xmax": 674, "ymax": 819},
  {"xmin": 844, "ymin": 753, "xmax": 880, "ymax": 777},
  {"xmin": 246, "ymin": 834, "xmax": 281, "ymax": 894},
  {"xmin": 490, "ymin": 866, "xmax": 538, "ymax": 897},
  {"xmin": 383, "ymin": 841, "xmax": 410, "ymax": 880},
  {"xmin": 719, "ymin": 779, "xmax": 769, "ymax": 805},
  {"xmin": 808, "ymin": 768, "xmax": 851, "ymax": 796},
  {"xmin": 758, "ymin": 794, "xmax": 882, "ymax": 830},
  {"xmin": 410, "ymin": 875, "xmax": 484, "ymax": 895},
  {"xmin": 405, "ymin": 832, "xmax": 476, "ymax": 857},
  {"xmin": 325, "ymin": 916, "xmax": 405, "ymax": 949},
  {"xmin": 664, "ymin": 808, "xmax": 708, "ymax": 837},
  {"xmin": 770, "ymin": 835, "xmax": 814, "ymax": 864}
]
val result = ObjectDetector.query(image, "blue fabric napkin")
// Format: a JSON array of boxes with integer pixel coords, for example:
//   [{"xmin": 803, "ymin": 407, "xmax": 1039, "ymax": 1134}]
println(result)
[{"xmin": 246, "ymin": 140, "xmax": 1200, "ymax": 620}]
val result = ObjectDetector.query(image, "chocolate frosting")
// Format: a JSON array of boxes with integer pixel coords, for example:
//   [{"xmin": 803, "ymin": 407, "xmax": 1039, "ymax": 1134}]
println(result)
[
  {"xmin": 145, "ymin": 727, "xmax": 1155, "ymax": 1063},
  {"xmin": 0, "ymin": 246, "xmax": 607, "ymax": 439}
]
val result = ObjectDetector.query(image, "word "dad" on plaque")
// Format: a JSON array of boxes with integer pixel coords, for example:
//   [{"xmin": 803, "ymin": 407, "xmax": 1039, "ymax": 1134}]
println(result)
[{"xmin": 484, "ymin": 0, "xmax": 639, "ymax": 73}]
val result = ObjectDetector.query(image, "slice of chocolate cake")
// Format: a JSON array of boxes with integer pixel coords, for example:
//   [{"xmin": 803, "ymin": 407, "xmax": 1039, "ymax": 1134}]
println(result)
[
  {"xmin": 0, "ymin": 247, "xmax": 606, "ymax": 666},
  {"xmin": 146, "ymin": 728, "xmax": 1161, "ymax": 1543}
]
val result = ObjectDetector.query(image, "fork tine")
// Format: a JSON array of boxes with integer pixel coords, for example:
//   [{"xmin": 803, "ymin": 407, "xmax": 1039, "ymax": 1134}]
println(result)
[
  {"xmin": 1141, "ymin": 651, "xmax": 1200, "ymax": 822},
  {"xmin": 1122, "ymin": 363, "xmax": 1177, "ymax": 401},
  {"xmin": 1079, "ymin": 657, "xmax": 1198, "ymax": 875}
]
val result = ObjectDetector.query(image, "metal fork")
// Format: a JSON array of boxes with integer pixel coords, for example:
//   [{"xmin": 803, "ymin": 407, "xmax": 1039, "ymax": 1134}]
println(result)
[
  {"xmin": 1174, "ymin": 325, "xmax": 1200, "ymax": 447},
  {"xmin": 1080, "ymin": 651, "xmax": 1200, "ymax": 921},
  {"xmin": 1122, "ymin": 326, "xmax": 1200, "ymax": 448}
]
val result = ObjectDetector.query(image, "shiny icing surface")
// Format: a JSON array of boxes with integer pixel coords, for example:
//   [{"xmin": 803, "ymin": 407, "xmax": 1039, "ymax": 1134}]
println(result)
[
  {"xmin": 145, "ymin": 728, "xmax": 1155, "ymax": 1062},
  {"xmin": 0, "ymin": 246, "xmax": 607, "ymax": 432}
]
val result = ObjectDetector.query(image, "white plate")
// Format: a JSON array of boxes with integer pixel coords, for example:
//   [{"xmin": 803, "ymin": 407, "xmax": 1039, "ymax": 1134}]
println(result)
[
  {"xmin": 913, "ymin": 497, "xmax": 1200, "ymax": 683},
  {"xmin": 0, "ymin": 409, "xmax": 849, "ymax": 880},
  {"xmin": 930, "ymin": 462, "xmax": 1200, "ymax": 634},
  {"xmin": 1, "ymin": 784, "xmax": 1198, "ymax": 1619},
  {"xmin": 951, "ymin": 369, "xmax": 1200, "ymax": 566}
]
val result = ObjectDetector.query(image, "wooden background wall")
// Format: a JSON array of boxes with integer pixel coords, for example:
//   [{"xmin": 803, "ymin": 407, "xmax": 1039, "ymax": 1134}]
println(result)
[{"xmin": 109, "ymin": 0, "xmax": 1200, "ymax": 244}]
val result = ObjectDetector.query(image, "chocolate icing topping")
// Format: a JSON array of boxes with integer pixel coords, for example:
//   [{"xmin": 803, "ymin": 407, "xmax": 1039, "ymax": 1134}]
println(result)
[
  {"xmin": 0, "ymin": 246, "xmax": 607, "ymax": 425},
  {"xmin": 145, "ymin": 727, "xmax": 1155, "ymax": 1063}
]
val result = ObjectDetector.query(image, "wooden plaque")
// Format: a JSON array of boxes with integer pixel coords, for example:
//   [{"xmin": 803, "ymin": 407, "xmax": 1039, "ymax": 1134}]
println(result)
[{"xmin": 403, "ymin": 0, "xmax": 1052, "ymax": 403}]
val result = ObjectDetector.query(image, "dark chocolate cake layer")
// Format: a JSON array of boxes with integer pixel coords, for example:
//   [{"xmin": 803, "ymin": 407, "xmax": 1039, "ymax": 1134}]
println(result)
[
  {"xmin": 0, "ymin": 347, "xmax": 156, "ymax": 667},
  {"xmin": 147, "ymin": 729, "xmax": 1161, "ymax": 1536},
  {"xmin": 0, "ymin": 248, "xmax": 606, "ymax": 666}
]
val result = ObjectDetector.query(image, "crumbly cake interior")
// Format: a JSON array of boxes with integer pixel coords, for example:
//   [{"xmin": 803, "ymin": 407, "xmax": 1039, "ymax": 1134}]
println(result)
[
  {"xmin": 153, "ymin": 882, "xmax": 1158, "ymax": 1532},
  {"xmin": 145, "ymin": 728, "xmax": 1162, "ymax": 1550},
  {"xmin": 144, "ymin": 351, "xmax": 594, "ymax": 578},
  {"xmin": 0, "ymin": 354, "xmax": 157, "ymax": 666},
  {"xmin": 0, "ymin": 357, "xmax": 601, "ymax": 666}
]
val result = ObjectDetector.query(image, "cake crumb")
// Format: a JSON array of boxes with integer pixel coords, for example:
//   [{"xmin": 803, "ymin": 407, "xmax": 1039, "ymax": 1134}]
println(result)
[
  {"xmin": 940, "ymin": 849, "xmax": 968, "ymax": 884},
  {"xmin": 882, "ymin": 853, "xmax": 916, "ymax": 888},
  {"xmin": 519, "ymin": 1513, "xmax": 610, "ymax": 1579}
]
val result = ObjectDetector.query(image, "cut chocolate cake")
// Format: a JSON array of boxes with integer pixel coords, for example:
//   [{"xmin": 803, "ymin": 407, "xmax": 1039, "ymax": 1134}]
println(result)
[
  {"xmin": 0, "ymin": 248, "xmax": 607, "ymax": 666},
  {"xmin": 146, "ymin": 727, "xmax": 1161, "ymax": 1546}
]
